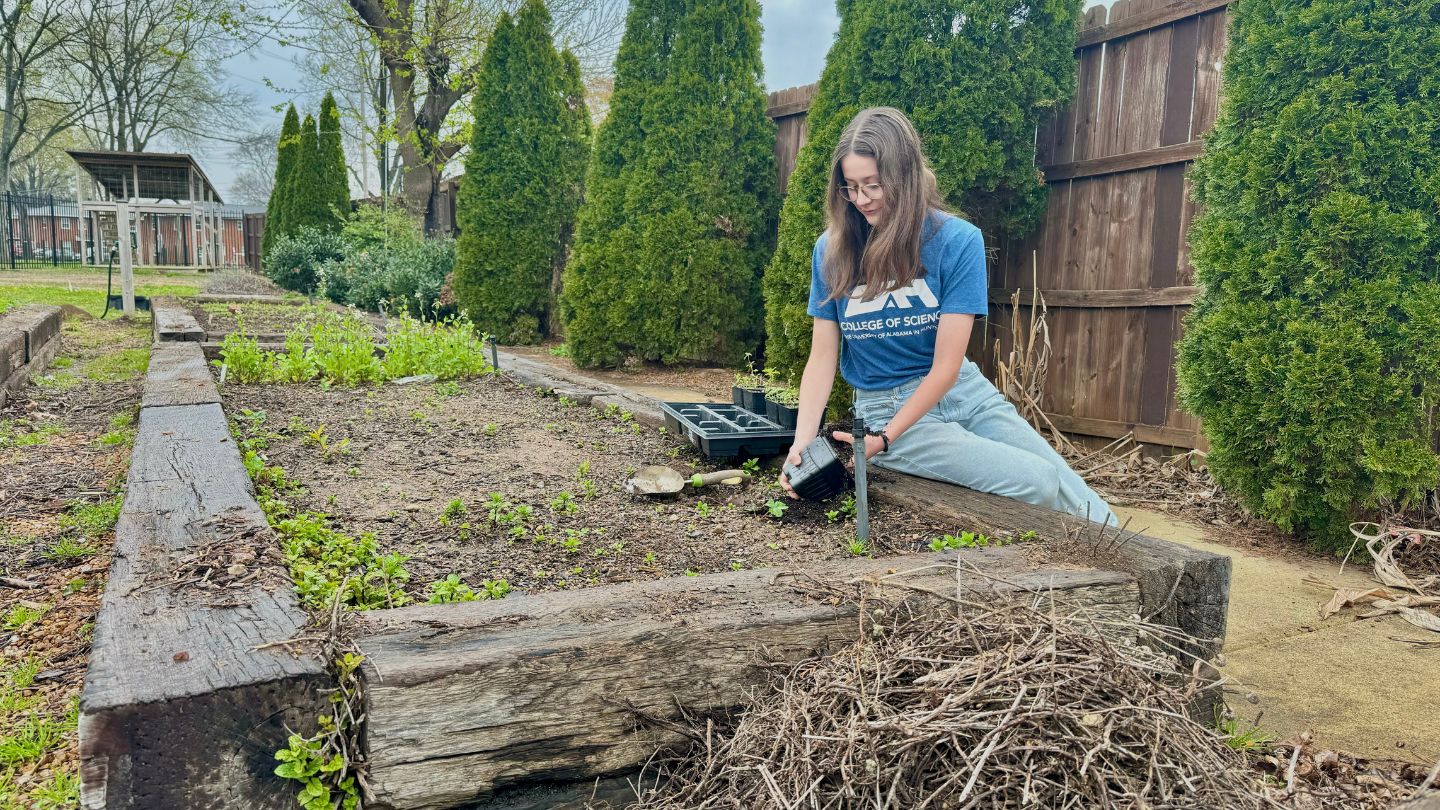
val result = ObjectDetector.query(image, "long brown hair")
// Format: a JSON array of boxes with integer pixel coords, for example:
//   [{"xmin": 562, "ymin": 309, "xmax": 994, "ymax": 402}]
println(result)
[{"xmin": 820, "ymin": 107, "xmax": 947, "ymax": 304}]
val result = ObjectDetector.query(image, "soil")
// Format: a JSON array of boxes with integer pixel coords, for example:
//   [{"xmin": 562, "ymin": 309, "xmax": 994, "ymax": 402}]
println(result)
[
  {"xmin": 220, "ymin": 373, "xmax": 975, "ymax": 600},
  {"xmin": 0, "ymin": 316, "xmax": 148, "ymax": 805},
  {"xmin": 190, "ymin": 300, "xmax": 381, "ymax": 341},
  {"xmin": 503, "ymin": 341, "xmax": 736, "ymax": 402}
]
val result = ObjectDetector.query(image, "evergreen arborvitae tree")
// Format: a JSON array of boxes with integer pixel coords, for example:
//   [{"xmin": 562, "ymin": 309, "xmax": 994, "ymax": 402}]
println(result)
[
  {"xmin": 262, "ymin": 104, "xmax": 301, "ymax": 258},
  {"xmin": 552, "ymin": 47, "xmax": 592, "ymax": 334},
  {"xmin": 561, "ymin": 0, "xmax": 777, "ymax": 366},
  {"xmin": 318, "ymin": 91, "xmax": 350, "ymax": 228},
  {"xmin": 761, "ymin": 0, "xmax": 1081, "ymax": 383},
  {"xmin": 452, "ymin": 0, "xmax": 589, "ymax": 343},
  {"xmin": 560, "ymin": 0, "xmax": 684, "ymax": 367},
  {"xmin": 287, "ymin": 114, "xmax": 328, "ymax": 233},
  {"xmin": 1175, "ymin": 0, "xmax": 1440, "ymax": 547}
]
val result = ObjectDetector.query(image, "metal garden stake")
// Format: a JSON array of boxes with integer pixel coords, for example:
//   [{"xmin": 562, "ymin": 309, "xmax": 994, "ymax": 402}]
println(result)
[{"xmin": 853, "ymin": 410, "xmax": 870, "ymax": 545}]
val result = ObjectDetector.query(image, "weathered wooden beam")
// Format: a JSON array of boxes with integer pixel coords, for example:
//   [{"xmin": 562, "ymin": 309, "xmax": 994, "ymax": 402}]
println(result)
[
  {"xmin": 356, "ymin": 551, "xmax": 1140, "ymax": 810},
  {"xmin": 867, "ymin": 470, "xmax": 1229, "ymax": 663},
  {"xmin": 0, "ymin": 305, "xmax": 63, "ymax": 408},
  {"xmin": 79, "ymin": 399, "xmax": 328, "ymax": 809},
  {"xmin": 140, "ymin": 341, "xmax": 220, "ymax": 409},
  {"xmin": 1044, "ymin": 412, "xmax": 1208, "ymax": 450},
  {"xmin": 150, "ymin": 297, "xmax": 205, "ymax": 342},
  {"xmin": 988, "ymin": 285, "xmax": 1200, "ymax": 308},
  {"xmin": 1041, "ymin": 140, "xmax": 1204, "ymax": 182}
]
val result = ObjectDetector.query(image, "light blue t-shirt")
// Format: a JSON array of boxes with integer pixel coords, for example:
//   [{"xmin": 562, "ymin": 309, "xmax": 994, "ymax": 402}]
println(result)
[{"xmin": 807, "ymin": 212, "xmax": 987, "ymax": 391}]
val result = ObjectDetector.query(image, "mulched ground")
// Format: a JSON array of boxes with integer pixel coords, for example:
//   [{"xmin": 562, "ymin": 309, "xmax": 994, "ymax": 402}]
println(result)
[
  {"xmin": 220, "ymin": 373, "xmax": 974, "ymax": 600},
  {"xmin": 201, "ymin": 268, "xmax": 291, "ymax": 297},
  {"xmin": 0, "ymin": 314, "xmax": 147, "ymax": 807}
]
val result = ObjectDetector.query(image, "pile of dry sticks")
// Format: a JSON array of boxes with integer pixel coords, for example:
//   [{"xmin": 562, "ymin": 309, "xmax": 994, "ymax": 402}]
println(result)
[{"xmin": 624, "ymin": 578, "xmax": 1273, "ymax": 810}]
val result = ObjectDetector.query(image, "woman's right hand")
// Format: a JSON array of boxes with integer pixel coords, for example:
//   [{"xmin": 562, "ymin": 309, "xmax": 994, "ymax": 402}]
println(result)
[{"xmin": 778, "ymin": 443, "xmax": 805, "ymax": 499}]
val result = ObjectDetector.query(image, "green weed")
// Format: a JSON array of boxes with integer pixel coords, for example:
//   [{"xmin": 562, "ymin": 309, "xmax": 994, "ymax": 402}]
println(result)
[
  {"xmin": 84, "ymin": 347, "xmax": 149, "ymax": 382},
  {"xmin": 0, "ymin": 419, "xmax": 63, "ymax": 450},
  {"xmin": 43, "ymin": 537, "xmax": 94, "ymax": 562},
  {"xmin": 765, "ymin": 499, "xmax": 788, "ymax": 519},
  {"xmin": 59, "ymin": 497, "xmax": 122, "ymax": 539},
  {"xmin": 2, "ymin": 604, "xmax": 46, "ymax": 632},
  {"xmin": 928, "ymin": 531, "xmax": 996, "ymax": 551}
]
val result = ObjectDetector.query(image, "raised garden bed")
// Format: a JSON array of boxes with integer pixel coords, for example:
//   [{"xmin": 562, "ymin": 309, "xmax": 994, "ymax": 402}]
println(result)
[
  {"xmin": 221, "ymin": 374, "xmax": 970, "ymax": 597},
  {"xmin": 188, "ymin": 300, "xmax": 382, "ymax": 342}
]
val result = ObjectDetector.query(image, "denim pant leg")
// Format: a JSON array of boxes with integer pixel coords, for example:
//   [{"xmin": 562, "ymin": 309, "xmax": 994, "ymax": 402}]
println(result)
[
  {"xmin": 858, "ymin": 369, "xmax": 1118, "ymax": 527},
  {"xmin": 946, "ymin": 368, "xmax": 1119, "ymax": 527}
]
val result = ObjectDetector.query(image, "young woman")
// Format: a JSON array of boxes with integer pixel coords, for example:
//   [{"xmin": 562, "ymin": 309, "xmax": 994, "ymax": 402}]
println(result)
[{"xmin": 779, "ymin": 107, "xmax": 1117, "ymax": 527}]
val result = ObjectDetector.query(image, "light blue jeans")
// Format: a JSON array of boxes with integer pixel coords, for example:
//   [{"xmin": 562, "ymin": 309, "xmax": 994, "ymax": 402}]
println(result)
[{"xmin": 855, "ymin": 363, "xmax": 1118, "ymax": 527}]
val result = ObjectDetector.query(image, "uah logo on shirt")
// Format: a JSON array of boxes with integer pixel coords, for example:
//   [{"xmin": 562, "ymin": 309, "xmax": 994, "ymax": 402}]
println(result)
[{"xmin": 844, "ymin": 278, "xmax": 939, "ymax": 317}]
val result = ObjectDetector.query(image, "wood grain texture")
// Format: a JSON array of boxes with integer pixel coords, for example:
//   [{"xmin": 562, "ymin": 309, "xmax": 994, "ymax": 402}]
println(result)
[
  {"xmin": 0, "ymin": 304, "xmax": 62, "ymax": 362},
  {"xmin": 1043, "ymin": 140, "xmax": 1204, "ymax": 181},
  {"xmin": 1075, "ymin": 0, "xmax": 1231, "ymax": 49},
  {"xmin": 357, "ymin": 553, "xmax": 1140, "ymax": 810},
  {"xmin": 80, "ymin": 401, "xmax": 328, "ymax": 809},
  {"xmin": 0, "ymin": 329, "xmax": 25, "ymax": 389},
  {"xmin": 141, "ymin": 341, "xmax": 220, "ymax": 409},
  {"xmin": 151, "ymin": 298, "xmax": 205, "ymax": 342},
  {"xmin": 867, "ymin": 469, "xmax": 1229, "ymax": 663}
]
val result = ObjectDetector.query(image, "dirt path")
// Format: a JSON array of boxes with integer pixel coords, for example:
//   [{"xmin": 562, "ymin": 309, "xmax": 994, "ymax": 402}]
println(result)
[{"xmin": 1113, "ymin": 505, "xmax": 1439, "ymax": 764}]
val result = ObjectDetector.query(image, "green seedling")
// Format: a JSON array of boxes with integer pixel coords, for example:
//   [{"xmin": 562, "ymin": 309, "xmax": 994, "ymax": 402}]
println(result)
[
  {"xmin": 643, "ymin": 551, "xmax": 658, "ymax": 565},
  {"xmin": 439, "ymin": 499, "xmax": 468, "ymax": 526},
  {"xmin": 550, "ymin": 492, "xmax": 578, "ymax": 514},
  {"xmin": 483, "ymin": 423, "xmax": 499, "ymax": 437},
  {"xmin": 558, "ymin": 395, "xmax": 577, "ymax": 407},
  {"xmin": 435, "ymin": 381, "xmax": 461, "ymax": 397},
  {"xmin": 928, "ymin": 531, "xmax": 996, "ymax": 551},
  {"xmin": 729, "ymin": 559, "xmax": 745, "ymax": 571},
  {"xmin": 44, "ymin": 538, "xmax": 95, "ymax": 561},
  {"xmin": 695, "ymin": 501, "xmax": 712, "ymax": 518},
  {"xmin": 845, "ymin": 538, "xmax": 870, "ymax": 557},
  {"xmin": 427, "ymin": 574, "xmax": 479, "ymax": 603},
  {"xmin": 765, "ymin": 499, "xmax": 788, "ymax": 519},
  {"xmin": 741, "ymin": 457, "xmax": 761, "ymax": 475},
  {"xmin": 3, "ymin": 603, "xmax": 47, "ymax": 631}
]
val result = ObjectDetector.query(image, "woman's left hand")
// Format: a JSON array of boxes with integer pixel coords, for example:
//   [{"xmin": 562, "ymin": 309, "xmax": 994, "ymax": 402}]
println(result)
[{"xmin": 832, "ymin": 430, "xmax": 885, "ymax": 461}]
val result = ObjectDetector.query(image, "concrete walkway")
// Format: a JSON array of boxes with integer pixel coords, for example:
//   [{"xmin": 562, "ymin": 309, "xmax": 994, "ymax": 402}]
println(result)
[{"xmin": 1115, "ymin": 506, "xmax": 1439, "ymax": 763}]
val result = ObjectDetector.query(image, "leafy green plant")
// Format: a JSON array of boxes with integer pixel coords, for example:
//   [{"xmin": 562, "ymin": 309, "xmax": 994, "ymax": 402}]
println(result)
[
  {"xmin": 307, "ymin": 312, "xmax": 382, "ymax": 386},
  {"xmin": 435, "ymin": 380, "xmax": 461, "ymax": 397},
  {"xmin": 1217, "ymin": 716, "xmax": 1274, "ymax": 752},
  {"xmin": 214, "ymin": 320, "xmax": 272, "ymax": 384},
  {"xmin": 741, "ymin": 457, "xmax": 761, "ymax": 475},
  {"xmin": 0, "ymin": 419, "xmax": 62, "ymax": 450},
  {"xmin": 844, "ymin": 538, "xmax": 869, "ymax": 557},
  {"xmin": 928, "ymin": 531, "xmax": 998, "ymax": 552},
  {"xmin": 272, "ymin": 326, "xmax": 319, "ymax": 383},
  {"xmin": 3, "ymin": 604, "xmax": 47, "ymax": 631},
  {"xmin": 694, "ymin": 501, "xmax": 712, "ymax": 518},
  {"xmin": 380, "ymin": 314, "xmax": 492, "ymax": 380},
  {"xmin": 765, "ymin": 499, "xmax": 788, "ymax": 519},
  {"xmin": 550, "ymin": 491, "xmax": 578, "ymax": 514},
  {"xmin": 426, "ymin": 573, "xmax": 479, "ymax": 603},
  {"xmin": 274, "ymin": 730, "xmax": 357, "ymax": 810},
  {"xmin": 438, "ymin": 499, "xmax": 468, "ymax": 526},
  {"xmin": 59, "ymin": 497, "xmax": 121, "ymax": 539},
  {"xmin": 43, "ymin": 538, "xmax": 94, "ymax": 561}
]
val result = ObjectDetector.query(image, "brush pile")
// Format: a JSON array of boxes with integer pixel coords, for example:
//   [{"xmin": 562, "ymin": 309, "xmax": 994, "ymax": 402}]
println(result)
[{"xmin": 626, "ymin": 595, "xmax": 1273, "ymax": 809}]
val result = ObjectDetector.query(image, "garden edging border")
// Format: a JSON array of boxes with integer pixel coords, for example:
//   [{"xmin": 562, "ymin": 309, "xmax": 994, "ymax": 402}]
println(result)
[
  {"xmin": 0, "ymin": 304, "xmax": 63, "ymax": 410},
  {"xmin": 79, "ymin": 333, "xmax": 329, "ymax": 810}
]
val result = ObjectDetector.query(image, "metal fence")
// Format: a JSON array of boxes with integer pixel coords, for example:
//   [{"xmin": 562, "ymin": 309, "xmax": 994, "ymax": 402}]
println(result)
[{"xmin": 0, "ymin": 192, "xmax": 90, "ymax": 269}]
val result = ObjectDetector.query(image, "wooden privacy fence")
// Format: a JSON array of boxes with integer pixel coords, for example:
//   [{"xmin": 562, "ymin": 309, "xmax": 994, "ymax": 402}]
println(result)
[{"xmin": 764, "ymin": 0, "xmax": 1231, "ymax": 450}]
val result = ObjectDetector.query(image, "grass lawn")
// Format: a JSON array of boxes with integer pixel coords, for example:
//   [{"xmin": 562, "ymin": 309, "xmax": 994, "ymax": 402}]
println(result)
[{"xmin": 0, "ymin": 266, "xmax": 199, "ymax": 317}]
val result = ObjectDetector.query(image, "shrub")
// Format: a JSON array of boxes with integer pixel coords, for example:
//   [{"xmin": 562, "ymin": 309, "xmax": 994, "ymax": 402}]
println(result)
[
  {"xmin": 1175, "ymin": 0, "xmax": 1440, "ymax": 547},
  {"xmin": 760, "ymin": 0, "xmax": 1081, "ymax": 385},
  {"xmin": 321, "ymin": 238, "xmax": 455, "ymax": 319},
  {"xmin": 559, "ymin": 0, "xmax": 681, "ymax": 368},
  {"xmin": 265, "ymin": 227, "xmax": 345, "ymax": 294},
  {"xmin": 451, "ymin": 0, "xmax": 590, "ymax": 344}
]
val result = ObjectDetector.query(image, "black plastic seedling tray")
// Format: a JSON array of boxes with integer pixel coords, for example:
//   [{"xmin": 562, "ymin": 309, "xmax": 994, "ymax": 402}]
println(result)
[{"xmin": 660, "ymin": 402, "xmax": 795, "ymax": 459}]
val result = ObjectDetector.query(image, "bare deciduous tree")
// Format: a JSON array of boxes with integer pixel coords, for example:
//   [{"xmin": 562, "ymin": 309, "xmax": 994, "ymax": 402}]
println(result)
[
  {"xmin": 71, "ymin": 0, "xmax": 252, "ymax": 154},
  {"xmin": 274, "ymin": 0, "xmax": 622, "ymax": 232},
  {"xmin": 227, "ymin": 127, "xmax": 279, "ymax": 204},
  {"xmin": 0, "ymin": 0, "xmax": 94, "ymax": 191}
]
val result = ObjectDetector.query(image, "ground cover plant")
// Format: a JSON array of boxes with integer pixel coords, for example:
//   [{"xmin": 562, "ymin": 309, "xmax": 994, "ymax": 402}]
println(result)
[{"xmin": 0, "ymin": 316, "xmax": 149, "ymax": 808}]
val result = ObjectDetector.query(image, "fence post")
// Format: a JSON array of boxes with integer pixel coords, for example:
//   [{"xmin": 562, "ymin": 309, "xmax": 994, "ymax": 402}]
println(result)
[
  {"xmin": 2, "ymin": 193, "xmax": 11, "ymax": 270},
  {"xmin": 49, "ymin": 195, "xmax": 59, "ymax": 267},
  {"xmin": 117, "ymin": 202, "xmax": 136, "ymax": 317}
]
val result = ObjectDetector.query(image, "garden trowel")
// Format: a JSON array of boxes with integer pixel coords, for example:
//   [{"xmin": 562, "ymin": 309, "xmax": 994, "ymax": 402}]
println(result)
[{"xmin": 624, "ymin": 465, "xmax": 751, "ymax": 496}]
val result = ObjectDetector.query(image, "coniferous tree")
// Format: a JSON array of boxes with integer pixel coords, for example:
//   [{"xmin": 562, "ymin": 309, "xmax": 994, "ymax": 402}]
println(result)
[
  {"xmin": 761, "ymin": 0, "xmax": 1081, "ymax": 384},
  {"xmin": 625, "ymin": 0, "xmax": 776, "ymax": 363},
  {"xmin": 318, "ymin": 91, "xmax": 350, "ymax": 228},
  {"xmin": 560, "ymin": 0, "xmax": 684, "ymax": 367},
  {"xmin": 551, "ymin": 47, "xmax": 592, "ymax": 335},
  {"xmin": 452, "ymin": 0, "xmax": 589, "ymax": 343},
  {"xmin": 1175, "ymin": 0, "xmax": 1440, "ymax": 546},
  {"xmin": 262, "ymin": 104, "xmax": 301, "ymax": 259},
  {"xmin": 562, "ymin": 0, "xmax": 776, "ymax": 366},
  {"xmin": 287, "ymin": 114, "xmax": 328, "ymax": 233}
]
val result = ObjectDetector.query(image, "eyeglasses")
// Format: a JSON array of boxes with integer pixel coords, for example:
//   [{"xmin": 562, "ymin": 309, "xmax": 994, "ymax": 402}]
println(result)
[{"xmin": 840, "ymin": 183, "xmax": 883, "ymax": 202}]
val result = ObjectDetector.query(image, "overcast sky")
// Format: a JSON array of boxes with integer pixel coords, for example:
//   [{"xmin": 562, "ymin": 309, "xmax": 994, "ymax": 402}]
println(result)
[{"xmin": 190, "ymin": 0, "xmax": 1104, "ymax": 201}]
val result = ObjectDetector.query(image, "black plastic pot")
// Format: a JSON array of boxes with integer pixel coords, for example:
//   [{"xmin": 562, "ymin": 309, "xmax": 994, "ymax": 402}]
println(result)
[
  {"xmin": 765, "ymin": 397, "xmax": 799, "ymax": 429},
  {"xmin": 783, "ymin": 435, "xmax": 851, "ymax": 501},
  {"xmin": 732, "ymin": 385, "xmax": 766, "ymax": 413},
  {"xmin": 660, "ymin": 401, "xmax": 794, "ymax": 459}
]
